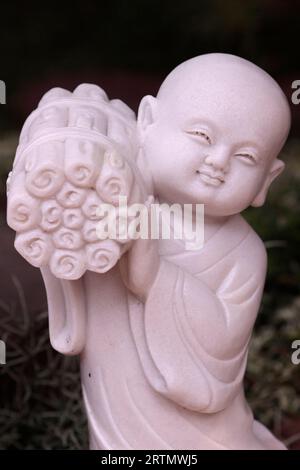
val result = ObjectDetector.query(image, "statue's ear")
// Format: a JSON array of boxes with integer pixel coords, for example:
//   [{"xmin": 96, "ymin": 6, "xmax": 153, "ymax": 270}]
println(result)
[
  {"xmin": 252, "ymin": 158, "xmax": 285, "ymax": 207},
  {"xmin": 137, "ymin": 95, "xmax": 157, "ymax": 134}
]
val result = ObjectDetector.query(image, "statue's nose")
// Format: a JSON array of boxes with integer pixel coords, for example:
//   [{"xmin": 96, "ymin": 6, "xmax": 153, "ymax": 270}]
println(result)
[{"xmin": 204, "ymin": 146, "xmax": 230, "ymax": 172}]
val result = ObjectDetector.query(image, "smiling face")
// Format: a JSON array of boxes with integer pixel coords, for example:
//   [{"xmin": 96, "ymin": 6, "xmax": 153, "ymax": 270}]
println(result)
[{"xmin": 138, "ymin": 54, "xmax": 291, "ymax": 217}]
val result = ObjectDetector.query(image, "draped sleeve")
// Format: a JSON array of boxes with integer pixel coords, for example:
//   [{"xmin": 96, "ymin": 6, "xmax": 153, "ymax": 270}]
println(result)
[
  {"xmin": 41, "ymin": 267, "xmax": 86, "ymax": 355},
  {"xmin": 129, "ymin": 228, "xmax": 267, "ymax": 413}
]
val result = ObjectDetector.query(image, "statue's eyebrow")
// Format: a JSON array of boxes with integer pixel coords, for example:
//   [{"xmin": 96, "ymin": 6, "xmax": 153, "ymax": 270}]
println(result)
[
  {"xmin": 183, "ymin": 120, "xmax": 217, "ymax": 141},
  {"xmin": 234, "ymin": 141, "xmax": 262, "ymax": 159},
  {"xmin": 183, "ymin": 117, "xmax": 216, "ymax": 130}
]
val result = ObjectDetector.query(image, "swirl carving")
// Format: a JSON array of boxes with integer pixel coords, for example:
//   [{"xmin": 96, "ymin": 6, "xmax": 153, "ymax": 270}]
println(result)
[{"xmin": 7, "ymin": 83, "xmax": 143, "ymax": 280}]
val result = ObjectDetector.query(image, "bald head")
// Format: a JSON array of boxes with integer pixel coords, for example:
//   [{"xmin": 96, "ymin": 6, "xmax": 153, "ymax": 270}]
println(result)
[{"xmin": 156, "ymin": 53, "xmax": 291, "ymax": 153}]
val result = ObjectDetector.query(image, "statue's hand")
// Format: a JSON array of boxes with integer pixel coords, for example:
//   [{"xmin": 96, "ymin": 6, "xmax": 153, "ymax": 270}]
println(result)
[
  {"xmin": 120, "ymin": 196, "xmax": 160, "ymax": 302},
  {"xmin": 7, "ymin": 84, "xmax": 146, "ymax": 280}
]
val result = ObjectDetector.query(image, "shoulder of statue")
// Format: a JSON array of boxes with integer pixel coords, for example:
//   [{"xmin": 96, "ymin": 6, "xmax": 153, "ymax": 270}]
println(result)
[{"xmin": 232, "ymin": 214, "xmax": 267, "ymax": 274}]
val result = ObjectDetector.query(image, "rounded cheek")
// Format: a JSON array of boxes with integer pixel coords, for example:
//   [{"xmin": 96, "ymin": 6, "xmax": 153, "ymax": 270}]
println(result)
[
  {"xmin": 216, "ymin": 172, "xmax": 263, "ymax": 212},
  {"xmin": 150, "ymin": 142, "xmax": 196, "ymax": 181}
]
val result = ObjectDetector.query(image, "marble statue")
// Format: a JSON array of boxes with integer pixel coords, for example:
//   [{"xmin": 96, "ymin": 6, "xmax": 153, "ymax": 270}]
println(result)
[{"xmin": 7, "ymin": 53, "xmax": 291, "ymax": 450}]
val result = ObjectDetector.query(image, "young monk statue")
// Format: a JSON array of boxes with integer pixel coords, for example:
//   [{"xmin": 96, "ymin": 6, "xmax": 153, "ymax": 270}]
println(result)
[{"xmin": 7, "ymin": 53, "xmax": 291, "ymax": 450}]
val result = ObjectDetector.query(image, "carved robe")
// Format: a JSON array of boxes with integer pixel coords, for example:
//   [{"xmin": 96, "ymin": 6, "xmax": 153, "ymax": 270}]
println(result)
[{"xmin": 42, "ymin": 213, "xmax": 285, "ymax": 450}]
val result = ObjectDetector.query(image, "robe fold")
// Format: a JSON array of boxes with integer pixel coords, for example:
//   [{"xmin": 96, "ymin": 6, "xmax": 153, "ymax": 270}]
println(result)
[{"xmin": 47, "ymin": 213, "xmax": 285, "ymax": 450}]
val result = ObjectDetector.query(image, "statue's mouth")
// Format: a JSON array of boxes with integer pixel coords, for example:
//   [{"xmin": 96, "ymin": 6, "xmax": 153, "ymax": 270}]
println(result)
[{"xmin": 197, "ymin": 169, "xmax": 225, "ymax": 186}]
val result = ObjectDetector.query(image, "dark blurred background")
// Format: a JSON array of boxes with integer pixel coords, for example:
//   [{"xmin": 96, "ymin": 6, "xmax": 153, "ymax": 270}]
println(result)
[{"xmin": 0, "ymin": 0, "xmax": 300, "ymax": 449}]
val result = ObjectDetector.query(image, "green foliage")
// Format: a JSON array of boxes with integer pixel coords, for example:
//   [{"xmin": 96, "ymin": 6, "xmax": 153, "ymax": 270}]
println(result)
[{"xmin": 0, "ymin": 278, "xmax": 88, "ymax": 449}]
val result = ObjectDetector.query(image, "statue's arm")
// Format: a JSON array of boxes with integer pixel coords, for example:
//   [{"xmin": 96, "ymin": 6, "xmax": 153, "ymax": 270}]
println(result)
[
  {"xmin": 124, "ymin": 230, "xmax": 267, "ymax": 412},
  {"xmin": 7, "ymin": 84, "xmax": 144, "ymax": 356}
]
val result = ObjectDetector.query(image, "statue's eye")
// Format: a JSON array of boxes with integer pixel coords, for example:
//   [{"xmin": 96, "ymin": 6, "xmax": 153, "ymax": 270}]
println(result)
[
  {"xmin": 235, "ymin": 153, "xmax": 257, "ymax": 165},
  {"xmin": 186, "ymin": 130, "xmax": 212, "ymax": 144}
]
